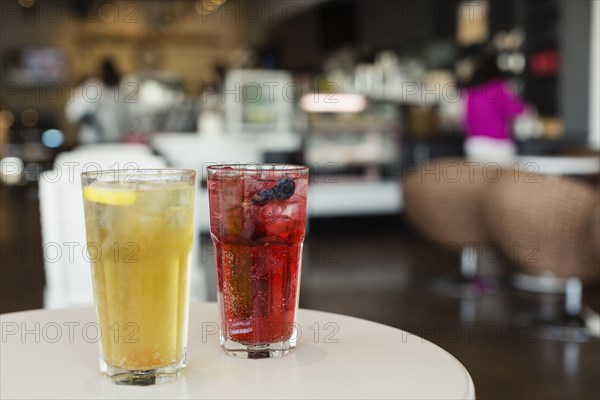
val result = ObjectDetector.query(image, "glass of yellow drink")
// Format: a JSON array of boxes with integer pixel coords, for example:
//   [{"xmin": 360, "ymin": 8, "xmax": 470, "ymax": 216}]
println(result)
[{"xmin": 81, "ymin": 169, "xmax": 195, "ymax": 385}]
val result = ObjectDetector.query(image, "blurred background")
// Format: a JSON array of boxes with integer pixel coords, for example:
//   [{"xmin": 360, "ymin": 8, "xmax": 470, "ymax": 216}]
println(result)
[{"xmin": 1, "ymin": 0, "xmax": 599, "ymax": 398}]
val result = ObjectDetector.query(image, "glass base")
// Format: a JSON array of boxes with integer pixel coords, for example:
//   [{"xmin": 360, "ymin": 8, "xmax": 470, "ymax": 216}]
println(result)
[
  {"xmin": 220, "ymin": 329, "xmax": 297, "ymax": 359},
  {"xmin": 100, "ymin": 353, "xmax": 186, "ymax": 386}
]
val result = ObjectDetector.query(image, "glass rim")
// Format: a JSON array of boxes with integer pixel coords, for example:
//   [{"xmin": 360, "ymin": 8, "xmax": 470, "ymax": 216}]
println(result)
[
  {"xmin": 81, "ymin": 168, "xmax": 196, "ymax": 183},
  {"xmin": 206, "ymin": 163, "xmax": 308, "ymax": 173}
]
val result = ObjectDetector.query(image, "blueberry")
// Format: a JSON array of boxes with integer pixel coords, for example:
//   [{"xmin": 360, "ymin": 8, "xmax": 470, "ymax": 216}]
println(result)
[
  {"xmin": 274, "ymin": 177, "xmax": 295, "ymax": 200},
  {"xmin": 252, "ymin": 188, "xmax": 276, "ymax": 205},
  {"xmin": 251, "ymin": 177, "xmax": 296, "ymax": 206}
]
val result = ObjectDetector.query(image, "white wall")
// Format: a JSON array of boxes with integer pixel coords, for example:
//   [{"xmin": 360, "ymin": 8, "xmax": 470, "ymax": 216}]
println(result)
[
  {"xmin": 559, "ymin": 0, "xmax": 592, "ymax": 143},
  {"xmin": 590, "ymin": 0, "xmax": 600, "ymax": 150}
]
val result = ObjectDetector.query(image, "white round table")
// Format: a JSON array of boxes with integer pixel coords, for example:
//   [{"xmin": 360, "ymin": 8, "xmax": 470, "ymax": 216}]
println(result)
[{"xmin": 0, "ymin": 303, "xmax": 475, "ymax": 399}]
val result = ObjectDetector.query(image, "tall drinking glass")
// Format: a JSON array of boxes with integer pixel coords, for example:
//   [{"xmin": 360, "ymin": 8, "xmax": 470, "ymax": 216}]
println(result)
[
  {"xmin": 207, "ymin": 164, "xmax": 309, "ymax": 358},
  {"xmin": 81, "ymin": 169, "xmax": 195, "ymax": 385}
]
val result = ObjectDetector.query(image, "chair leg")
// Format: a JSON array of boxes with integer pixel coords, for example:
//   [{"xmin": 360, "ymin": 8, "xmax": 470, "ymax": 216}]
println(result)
[
  {"xmin": 431, "ymin": 245, "xmax": 498, "ymax": 299},
  {"xmin": 460, "ymin": 245, "xmax": 478, "ymax": 279},
  {"xmin": 564, "ymin": 277, "xmax": 582, "ymax": 316}
]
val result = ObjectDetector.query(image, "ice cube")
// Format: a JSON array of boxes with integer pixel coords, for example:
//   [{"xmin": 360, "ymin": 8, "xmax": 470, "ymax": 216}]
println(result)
[
  {"xmin": 255, "ymin": 202, "xmax": 299, "ymax": 242},
  {"xmin": 292, "ymin": 176, "xmax": 308, "ymax": 200},
  {"xmin": 221, "ymin": 206, "xmax": 244, "ymax": 238},
  {"xmin": 219, "ymin": 177, "xmax": 244, "ymax": 212},
  {"xmin": 242, "ymin": 175, "xmax": 268, "ymax": 204}
]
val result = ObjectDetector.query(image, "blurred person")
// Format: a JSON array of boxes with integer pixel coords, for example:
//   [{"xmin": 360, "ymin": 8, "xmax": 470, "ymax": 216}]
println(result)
[
  {"xmin": 66, "ymin": 59, "xmax": 124, "ymax": 144},
  {"xmin": 461, "ymin": 51, "xmax": 527, "ymax": 163}
]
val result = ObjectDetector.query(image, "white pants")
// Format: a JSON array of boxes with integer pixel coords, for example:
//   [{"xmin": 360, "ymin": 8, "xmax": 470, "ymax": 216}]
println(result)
[{"xmin": 464, "ymin": 137, "xmax": 517, "ymax": 165}]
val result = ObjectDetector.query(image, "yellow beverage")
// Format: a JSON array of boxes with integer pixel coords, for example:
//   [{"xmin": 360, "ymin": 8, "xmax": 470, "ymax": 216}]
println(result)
[{"xmin": 82, "ymin": 172, "xmax": 195, "ymax": 381}]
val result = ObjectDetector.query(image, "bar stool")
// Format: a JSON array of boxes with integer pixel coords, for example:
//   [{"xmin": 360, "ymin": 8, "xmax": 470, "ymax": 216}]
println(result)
[
  {"xmin": 483, "ymin": 172, "xmax": 600, "ymax": 341},
  {"xmin": 402, "ymin": 158, "xmax": 498, "ymax": 300}
]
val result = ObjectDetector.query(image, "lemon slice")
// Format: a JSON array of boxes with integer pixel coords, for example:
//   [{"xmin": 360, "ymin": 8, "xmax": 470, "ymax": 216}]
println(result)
[{"xmin": 83, "ymin": 187, "xmax": 137, "ymax": 206}]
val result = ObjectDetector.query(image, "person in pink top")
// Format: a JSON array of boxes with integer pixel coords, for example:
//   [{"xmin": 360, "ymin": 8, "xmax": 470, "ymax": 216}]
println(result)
[{"xmin": 462, "ymin": 51, "xmax": 527, "ymax": 162}]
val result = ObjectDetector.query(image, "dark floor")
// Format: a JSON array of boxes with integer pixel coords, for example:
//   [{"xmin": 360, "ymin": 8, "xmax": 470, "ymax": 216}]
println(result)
[{"xmin": 1, "ymin": 183, "xmax": 599, "ymax": 399}]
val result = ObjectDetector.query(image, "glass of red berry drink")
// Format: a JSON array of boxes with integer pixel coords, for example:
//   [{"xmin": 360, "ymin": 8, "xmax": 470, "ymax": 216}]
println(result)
[{"xmin": 207, "ymin": 164, "xmax": 309, "ymax": 358}]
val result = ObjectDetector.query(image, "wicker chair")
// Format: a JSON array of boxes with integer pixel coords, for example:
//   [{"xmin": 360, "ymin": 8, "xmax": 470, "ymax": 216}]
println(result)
[
  {"xmin": 483, "ymin": 172, "xmax": 600, "ymax": 340},
  {"xmin": 402, "ymin": 158, "xmax": 497, "ymax": 298}
]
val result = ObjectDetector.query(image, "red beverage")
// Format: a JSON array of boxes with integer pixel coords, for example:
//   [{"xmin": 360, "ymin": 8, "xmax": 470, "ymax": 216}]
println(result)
[{"xmin": 207, "ymin": 164, "xmax": 308, "ymax": 358}]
